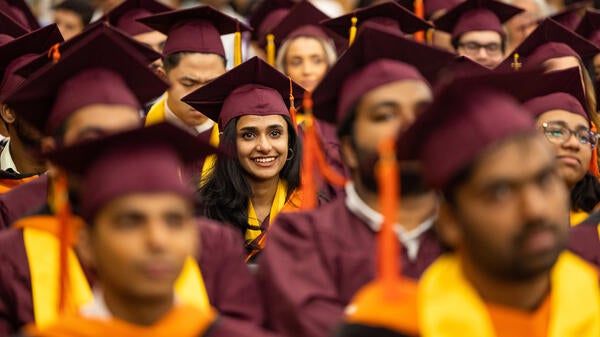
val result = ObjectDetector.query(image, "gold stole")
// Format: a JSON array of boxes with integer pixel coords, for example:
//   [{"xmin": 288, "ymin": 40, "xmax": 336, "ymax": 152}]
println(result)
[
  {"xmin": 145, "ymin": 95, "xmax": 219, "ymax": 182},
  {"xmin": 14, "ymin": 215, "xmax": 211, "ymax": 329},
  {"xmin": 245, "ymin": 180, "xmax": 288, "ymax": 244},
  {"xmin": 569, "ymin": 210, "xmax": 589, "ymax": 227},
  {"xmin": 419, "ymin": 252, "xmax": 600, "ymax": 337}
]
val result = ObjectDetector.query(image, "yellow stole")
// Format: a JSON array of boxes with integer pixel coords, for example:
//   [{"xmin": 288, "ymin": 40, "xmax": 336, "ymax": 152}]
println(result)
[
  {"xmin": 145, "ymin": 95, "xmax": 219, "ymax": 182},
  {"xmin": 570, "ymin": 210, "xmax": 589, "ymax": 226},
  {"xmin": 419, "ymin": 252, "xmax": 600, "ymax": 337},
  {"xmin": 245, "ymin": 180, "xmax": 288, "ymax": 244},
  {"xmin": 14, "ymin": 215, "xmax": 211, "ymax": 329}
]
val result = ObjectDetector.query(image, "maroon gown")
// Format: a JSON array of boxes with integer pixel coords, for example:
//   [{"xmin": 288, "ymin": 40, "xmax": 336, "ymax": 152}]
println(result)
[
  {"xmin": 568, "ymin": 211, "xmax": 600, "ymax": 267},
  {"xmin": 0, "ymin": 216, "xmax": 263, "ymax": 335},
  {"xmin": 0, "ymin": 174, "xmax": 48, "ymax": 229},
  {"xmin": 257, "ymin": 191, "xmax": 443, "ymax": 337}
]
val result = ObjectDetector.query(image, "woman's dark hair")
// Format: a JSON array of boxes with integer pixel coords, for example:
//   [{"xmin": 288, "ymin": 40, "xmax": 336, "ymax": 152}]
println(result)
[
  {"xmin": 196, "ymin": 114, "xmax": 301, "ymax": 234},
  {"xmin": 571, "ymin": 172, "xmax": 600, "ymax": 213}
]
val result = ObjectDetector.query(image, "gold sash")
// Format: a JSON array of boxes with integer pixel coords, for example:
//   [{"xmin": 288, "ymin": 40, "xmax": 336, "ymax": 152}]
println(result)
[
  {"xmin": 419, "ymin": 252, "xmax": 600, "ymax": 337},
  {"xmin": 245, "ymin": 180, "xmax": 288, "ymax": 243}
]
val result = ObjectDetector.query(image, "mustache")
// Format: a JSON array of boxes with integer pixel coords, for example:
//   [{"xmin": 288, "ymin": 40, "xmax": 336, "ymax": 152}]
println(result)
[{"xmin": 513, "ymin": 220, "xmax": 561, "ymax": 246}]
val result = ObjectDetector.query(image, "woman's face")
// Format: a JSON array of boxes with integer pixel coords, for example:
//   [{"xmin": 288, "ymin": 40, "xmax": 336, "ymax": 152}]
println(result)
[
  {"xmin": 236, "ymin": 114, "xmax": 289, "ymax": 183},
  {"xmin": 284, "ymin": 37, "xmax": 329, "ymax": 92},
  {"xmin": 536, "ymin": 109, "xmax": 593, "ymax": 188}
]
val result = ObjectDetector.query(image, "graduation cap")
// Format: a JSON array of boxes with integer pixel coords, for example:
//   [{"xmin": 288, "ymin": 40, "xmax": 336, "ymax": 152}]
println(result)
[
  {"xmin": 497, "ymin": 18, "xmax": 600, "ymax": 71},
  {"xmin": 321, "ymin": 1, "xmax": 432, "ymax": 40},
  {"xmin": 4, "ymin": 28, "xmax": 169, "ymax": 136},
  {"xmin": 268, "ymin": 1, "xmax": 347, "ymax": 54},
  {"xmin": 0, "ymin": 0, "xmax": 39, "ymax": 30},
  {"xmin": 249, "ymin": 0, "xmax": 295, "ymax": 47},
  {"xmin": 548, "ymin": 1, "xmax": 591, "ymax": 31},
  {"xmin": 47, "ymin": 122, "xmax": 218, "ymax": 222},
  {"xmin": 0, "ymin": 8, "xmax": 29, "ymax": 43},
  {"xmin": 311, "ymin": 24, "xmax": 456, "ymax": 124},
  {"xmin": 0, "ymin": 24, "xmax": 63, "ymax": 101},
  {"xmin": 15, "ymin": 22, "xmax": 162, "ymax": 78},
  {"xmin": 575, "ymin": 8, "xmax": 600, "ymax": 46},
  {"xmin": 182, "ymin": 56, "xmax": 304, "ymax": 131},
  {"xmin": 397, "ymin": 75, "xmax": 535, "ymax": 190},
  {"xmin": 99, "ymin": 0, "xmax": 173, "ymax": 36},
  {"xmin": 433, "ymin": 0, "xmax": 523, "ymax": 41},
  {"xmin": 137, "ymin": 5, "xmax": 252, "ymax": 57}
]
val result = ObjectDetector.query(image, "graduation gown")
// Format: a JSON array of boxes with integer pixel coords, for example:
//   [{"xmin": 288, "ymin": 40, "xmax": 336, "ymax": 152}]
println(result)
[
  {"xmin": 568, "ymin": 210, "xmax": 600, "ymax": 267},
  {"xmin": 0, "ymin": 174, "xmax": 48, "ymax": 229},
  {"xmin": 0, "ymin": 215, "xmax": 263, "ymax": 335},
  {"xmin": 257, "ymin": 191, "xmax": 443, "ymax": 337}
]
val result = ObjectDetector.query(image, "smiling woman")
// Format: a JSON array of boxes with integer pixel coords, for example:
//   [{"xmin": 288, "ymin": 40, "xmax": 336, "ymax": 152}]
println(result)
[{"xmin": 183, "ymin": 57, "xmax": 304, "ymax": 263}]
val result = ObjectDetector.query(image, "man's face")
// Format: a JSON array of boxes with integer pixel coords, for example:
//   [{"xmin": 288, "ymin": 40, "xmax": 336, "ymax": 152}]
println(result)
[
  {"xmin": 82, "ymin": 193, "xmax": 196, "ymax": 301},
  {"xmin": 54, "ymin": 9, "xmax": 84, "ymax": 40},
  {"xmin": 342, "ymin": 79, "xmax": 432, "ymax": 192},
  {"xmin": 133, "ymin": 30, "xmax": 167, "ymax": 72},
  {"xmin": 61, "ymin": 104, "xmax": 142, "ymax": 146},
  {"xmin": 165, "ymin": 53, "xmax": 226, "ymax": 127},
  {"xmin": 441, "ymin": 134, "xmax": 569, "ymax": 281},
  {"xmin": 456, "ymin": 31, "xmax": 504, "ymax": 69}
]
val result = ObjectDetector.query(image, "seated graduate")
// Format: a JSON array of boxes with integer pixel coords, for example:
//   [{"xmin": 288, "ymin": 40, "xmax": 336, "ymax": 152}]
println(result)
[
  {"xmin": 183, "ymin": 57, "xmax": 303, "ymax": 263},
  {"xmin": 23, "ymin": 123, "xmax": 275, "ymax": 337}
]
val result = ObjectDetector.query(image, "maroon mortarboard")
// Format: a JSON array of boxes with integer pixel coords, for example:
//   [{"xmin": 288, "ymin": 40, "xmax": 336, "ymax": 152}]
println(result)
[
  {"xmin": 47, "ymin": 122, "xmax": 218, "ymax": 222},
  {"xmin": 4, "ymin": 28, "xmax": 169, "ymax": 136},
  {"xmin": 548, "ymin": 1, "xmax": 591, "ymax": 31},
  {"xmin": 438, "ymin": 66, "xmax": 588, "ymax": 118},
  {"xmin": 312, "ymin": 24, "xmax": 457, "ymax": 124},
  {"xmin": 0, "ymin": 24, "xmax": 63, "ymax": 101},
  {"xmin": 575, "ymin": 8, "xmax": 600, "ymax": 46},
  {"xmin": 521, "ymin": 68, "xmax": 588, "ymax": 119},
  {"xmin": 182, "ymin": 56, "xmax": 304, "ymax": 131},
  {"xmin": 433, "ymin": 0, "xmax": 523, "ymax": 41},
  {"xmin": 0, "ymin": 9, "xmax": 29, "ymax": 43},
  {"xmin": 497, "ymin": 18, "xmax": 600, "ymax": 71},
  {"xmin": 100, "ymin": 0, "xmax": 172, "ymax": 36},
  {"xmin": 321, "ymin": 1, "xmax": 431, "ymax": 38},
  {"xmin": 137, "ymin": 5, "xmax": 252, "ymax": 57},
  {"xmin": 425, "ymin": 0, "xmax": 464, "ymax": 19},
  {"xmin": 15, "ymin": 22, "xmax": 161, "ymax": 78},
  {"xmin": 0, "ymin": 0, "xmax": 39, "ymax": 30},
  {"xmin": 249, "ymin": 0, "xmax": 295, "ymax": 46},
  {"xmin": 269, "ymin": 1, "xmax": 347, "ymax": 52},
  {"xmin": 434, "ymin": 55, "xmax": 492, "ymax": 87},
  {"xmin": 398, "ymin": 80, "xmax": 535, "ymax": 190}
]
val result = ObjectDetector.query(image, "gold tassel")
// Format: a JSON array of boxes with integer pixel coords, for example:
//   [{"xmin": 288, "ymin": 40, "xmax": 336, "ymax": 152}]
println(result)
[
  {"xmin": 349, "ymin": 16, "xmax": 358, "ymax": 46},
  {"xmin": 266, "ymin": 33, "xmax": 275, "ymax": 67},
  {"xmin": 48, "ymin": 43, "xmax": 61, "ymax": 63},
  {"xmin": 511, "ymin": 53, "xmax": 522, "ymax": 71},
  {"xmin": 234, "ymin": 20, "xmax": 242, "ymax": 67}
]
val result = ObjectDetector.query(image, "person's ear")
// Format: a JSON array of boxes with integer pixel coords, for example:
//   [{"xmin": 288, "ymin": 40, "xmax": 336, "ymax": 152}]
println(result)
[{"xmin": 0, "ymin": 105, "xmax": 16, "ymax": 124}]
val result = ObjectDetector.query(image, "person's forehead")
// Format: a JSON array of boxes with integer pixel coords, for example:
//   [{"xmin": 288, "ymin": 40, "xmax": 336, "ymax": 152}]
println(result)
[
  {"xmin": 359, "ymin": 79, "xmax": 432, "ymax": 103},
  {"xmin": 536, "ymin": 109, "xmax": 589, "ymax": 128},
  {"xmin": 459, "ymin": 31, "xmax": 503, "ymax": 42},
  {"xmin": 467, "ymin": 134, "xmax": 553, "ymax": 186},
  {"xmin": 237, "ymin": 114, "xmax": 286, "ymax": 128}
]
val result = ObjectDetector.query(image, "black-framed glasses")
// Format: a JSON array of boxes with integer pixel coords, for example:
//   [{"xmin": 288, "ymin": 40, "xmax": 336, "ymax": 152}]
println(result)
[
  {"xmin": 541, "ymin": 121, "xmax": 599, "ymax": 148},
  {"xmin": 457, "ymin": 41, "xmax": 502, "ymax": 56}
]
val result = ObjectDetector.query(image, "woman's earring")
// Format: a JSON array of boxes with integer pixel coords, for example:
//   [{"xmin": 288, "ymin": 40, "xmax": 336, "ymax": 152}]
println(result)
[{"xmin": 287, "ymin": 148, "xmax": 295, "ymax": 161}]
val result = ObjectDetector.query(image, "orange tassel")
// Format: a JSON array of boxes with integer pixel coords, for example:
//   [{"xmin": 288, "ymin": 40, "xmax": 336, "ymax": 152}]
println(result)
[
  {"xmin": 413, "ymin": 0, "xmax": 425, "ymax": 43},
  {"xmin": 52, "ymin": 170, "xmax": 72, "ymax": 312},
  {"xmin": 376, "ymin": 138, "xmax": 401, "ymax": 300},
  {"xmin": 266, "ymin": 34, "xmax": 276, "ymax": 67},
  {"xmin": 348, "ymin": 16, "xmax": 358, "ymax": 46},
  {"xmin": 288, "ymin": 77, "xmax": 298, "ymax": 131},
  {"xmin": 590, "ymin": 123, "xmax": 600, "ymax": 178},
  {"xmin": 234, "ymin": 20, "xmax": 242, "ymax": 67},
  {"xmin": 48, "ymin": 43, "xmax": 61, "ymax": 63},
  {"xmin": 300, "ymin": 92, "xmax": 317, "ymax": 210},
  {"xmin": 313, "ymin": 128, "xmax": 347, "ymax": 187}
]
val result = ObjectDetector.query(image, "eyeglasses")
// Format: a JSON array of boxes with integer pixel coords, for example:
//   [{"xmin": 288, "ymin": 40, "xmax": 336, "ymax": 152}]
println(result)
[
  {"xmin": 541, "ymin": 122, "xmax": 599, "ymax": 148},
  {"xmin": 457, "ymin": 41, "xmax": 502, "ymax": 56}
]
